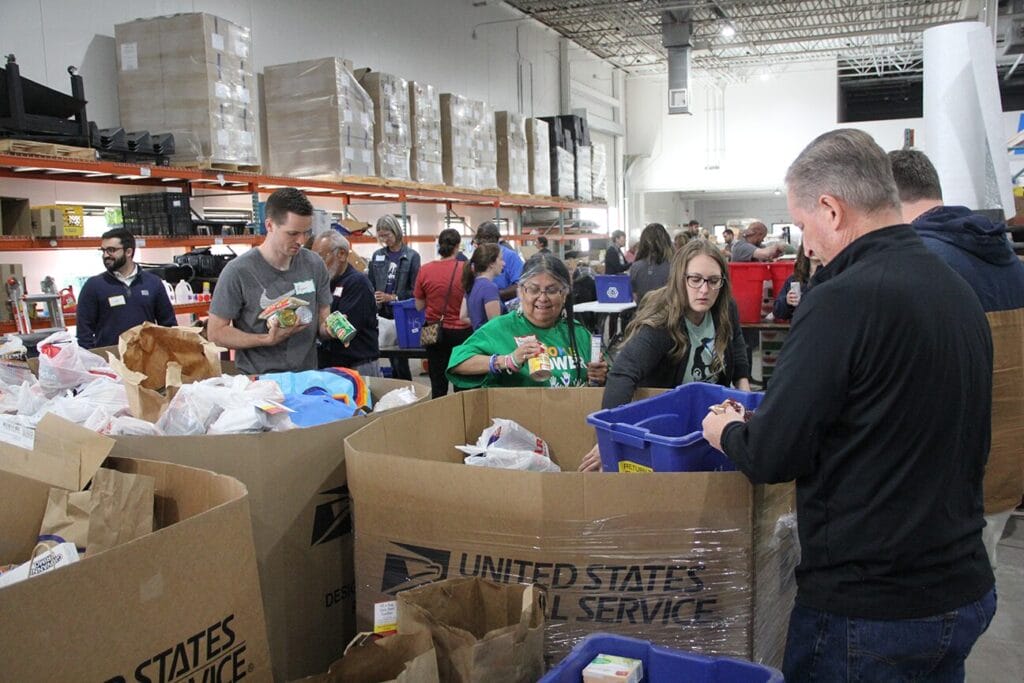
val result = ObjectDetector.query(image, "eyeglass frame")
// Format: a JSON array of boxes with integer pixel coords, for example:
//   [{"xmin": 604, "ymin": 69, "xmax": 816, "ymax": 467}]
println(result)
[
  {"xmin": 684, "ymin": 273, "xmax": 725, "ymax": 290},
  {"xmin": 98, "ymin": 246, "xmax": 125, "ymax": 256},
  {"xmin": 519, "ymin": 282, "xmax": 569, "ymax": 298}
]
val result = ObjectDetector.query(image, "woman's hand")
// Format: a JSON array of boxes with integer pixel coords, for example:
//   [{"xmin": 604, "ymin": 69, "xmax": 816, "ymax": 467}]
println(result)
[
  {"xmin": 578, "ymin": 444, "xmax": 602, "ymax": 472},
  {"xmin": 786, "ymin": 289, "xmax": 800, "ymax": 306},
  {"xmin": 587, "ymin": 359, "xmax": 608, "ymax": 386},
  {"xmin": 513, "ymin": 340, "xmax": 545, "ymax": 365}
]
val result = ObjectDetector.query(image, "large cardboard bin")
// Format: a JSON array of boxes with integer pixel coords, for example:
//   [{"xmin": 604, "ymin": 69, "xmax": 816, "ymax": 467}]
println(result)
[
  {"xmin": 108, "ymin": 377, "xmax": 431, "ymax": 682},
  {"xmin": 0, "ymin": 415, "xmax": 272, "ymax": 681},
  {"xmin": 345, "ymin": 389, "xmax": 798, "ymax": 667}
]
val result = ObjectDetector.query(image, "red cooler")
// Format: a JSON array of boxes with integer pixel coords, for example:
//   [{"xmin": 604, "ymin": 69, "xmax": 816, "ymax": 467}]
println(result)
[{"xmin": 728, "ymin": 263, "xmax": 769, "ymax": 323}]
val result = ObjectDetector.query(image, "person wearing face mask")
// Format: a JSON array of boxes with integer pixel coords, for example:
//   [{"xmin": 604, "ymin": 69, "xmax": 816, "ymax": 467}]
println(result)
[
  {"xmin": 76, "ymin": 227, "xmax": 177, "ymax": 349},
  {"xmin": 447, "ymin": 253, "xmax": 608, "ymax": 388}
]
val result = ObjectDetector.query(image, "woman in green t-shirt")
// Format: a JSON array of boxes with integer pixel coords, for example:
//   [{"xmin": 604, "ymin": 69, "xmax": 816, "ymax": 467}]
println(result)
[{"xmin": 447, "ymin": 253, "xmax": 608, "ymax": 388}]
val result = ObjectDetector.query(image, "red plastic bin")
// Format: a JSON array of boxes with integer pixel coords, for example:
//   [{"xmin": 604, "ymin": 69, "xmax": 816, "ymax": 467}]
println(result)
[
  {"xmin": 767, "ymin": 261, "xmax": 795, "ymax": 301},
  {"xmin": 728, "ymin": 263, "xmax": 769, "ymax": 324}
]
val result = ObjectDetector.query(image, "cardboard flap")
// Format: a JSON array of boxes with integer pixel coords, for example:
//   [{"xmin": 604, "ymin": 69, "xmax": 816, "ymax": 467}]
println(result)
[
  {"xmin": 0, "ymin": 414, "xmax": 113, "ymax": 491},
  {"xmin": 107, "ymin": 354, "xmax": 168, "ymax": 423},
  {"xmin": 118, "ymin": 322, "xmax": 223, "ymax": 391}
]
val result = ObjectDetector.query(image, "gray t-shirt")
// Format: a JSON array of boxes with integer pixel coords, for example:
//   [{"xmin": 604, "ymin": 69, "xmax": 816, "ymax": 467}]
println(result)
[
  {"xmin": 210, "ymin": 248, "xmax": 330, "ymax": 374},
  {"xmin": 629, "ymin": 259, "xmax": 671, "ymax": 303},
  {"xmin": 683, "ymin": 313, "xmax": 720, "ymax": 384},
  {"xmin": 729, "ymin": 240, "xmax": 757, "ymax": 262}
]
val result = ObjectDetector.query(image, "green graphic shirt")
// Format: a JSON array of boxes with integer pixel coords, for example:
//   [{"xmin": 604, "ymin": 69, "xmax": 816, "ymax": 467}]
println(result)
[{"xmin": 446, "ymin": 311, "xmax": 593, "ymax": 388}]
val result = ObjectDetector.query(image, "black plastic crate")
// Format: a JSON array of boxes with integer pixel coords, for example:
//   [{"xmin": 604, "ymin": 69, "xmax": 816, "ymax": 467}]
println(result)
[{"xmin": 120, "ymin": 191, "xmax": 192, "ymax": 236}]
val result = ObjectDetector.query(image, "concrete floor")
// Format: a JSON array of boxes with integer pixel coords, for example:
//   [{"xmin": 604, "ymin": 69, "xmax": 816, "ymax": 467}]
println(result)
[{"xmin": 966, "ymin": 512, "xmax": 1024, "ymax": 682}]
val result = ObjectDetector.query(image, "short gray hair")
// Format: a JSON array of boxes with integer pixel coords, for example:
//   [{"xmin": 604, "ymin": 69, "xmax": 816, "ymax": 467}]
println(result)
[
  {"xmin": 315, "ymin": 230, "xmax": 350, "ymax": 252},
  {"xmin": 785, "ymin": 129, "xmax": 900, "ymax": 214}
]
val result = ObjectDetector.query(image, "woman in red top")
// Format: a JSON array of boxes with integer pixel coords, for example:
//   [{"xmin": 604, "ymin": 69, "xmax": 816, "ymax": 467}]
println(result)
[{"xmin": 414, "ymin": 228, "xmax": 471, "ymax": 397}]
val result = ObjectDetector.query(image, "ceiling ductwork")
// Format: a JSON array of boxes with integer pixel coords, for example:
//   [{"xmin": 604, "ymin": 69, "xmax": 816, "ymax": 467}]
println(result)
[{"xmin": 662, "ymin": 11, "xmax": 692, "ymax": 115}]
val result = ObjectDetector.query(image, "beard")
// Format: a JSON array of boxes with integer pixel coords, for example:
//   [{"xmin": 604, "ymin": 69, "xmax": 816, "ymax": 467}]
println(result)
[{"xmin": 104, "ymin": 254, "xmax": 127, "ymax": 273}]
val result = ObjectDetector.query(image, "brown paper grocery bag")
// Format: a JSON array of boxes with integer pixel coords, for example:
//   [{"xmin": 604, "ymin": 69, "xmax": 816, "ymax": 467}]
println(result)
[
  {"xmin": 395, "ymin": 577, "xmax": 544, "ymax": 683},
  {"xmin": 32, "ymin": 488, "xmax": 93, "ymax": 557},
  {"xmin": 85, "ymin": 467, "xmax": 155, "ymax": 556},
  {"xmin": 295, "ymin": 630, "xmax": 440, "ymax": 683},
  {"xmin": 118, "ymin": 322, "xmax": 223, "ymax": 391}
]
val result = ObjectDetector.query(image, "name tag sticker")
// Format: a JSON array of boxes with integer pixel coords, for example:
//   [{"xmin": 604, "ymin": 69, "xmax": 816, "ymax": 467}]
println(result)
[
  {"xmin": 108, "ymin": 295, "xmax": 126, "ymax": 307},
  {"xmin": 374, "ymin": 254, "xmax": 385, "ymax": 261},
  {"xmin": 333, "ymin": 286, "xmax": 344, "ymax": 298},
  {"xmin": 294, "ymin": 280, "xmax": 315, "ymax": 295},
  {"xmin": 141, "ymin": 289, "xmax": 149, "ymax": 296}
]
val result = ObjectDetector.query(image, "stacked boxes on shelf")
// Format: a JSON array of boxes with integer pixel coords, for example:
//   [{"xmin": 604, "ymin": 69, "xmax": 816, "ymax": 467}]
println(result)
[
  {"xmin": 576, "ymin": 144, "xmax": 593, "ymax": 202},
  {"xmin": 440, "ymin": 94, "xmax": 476, "ymax": 189},
  {"xmin": 495, "ymin": 111, "xmax": 529, "ymax": 195},
  {"xmin": 472, "ymin": 100, "xmax": 498, "ymax": 190},
  {"xmin": 357, "ymin": 71, "xmax": 412, "ymax": 181},
  {"xmin": 409, "ymin": 81, "xmax": 443, "ymax": 184},
  {"xmin": 542, "ymin": 114, "xmax": 592, "ymax": 199},
  {"xmin": 120, "ymin": 192, "xmax": 193, "ymax": 236},
  {"xmin": 115, "ymin": 13, "xmax": 260, "ymax": 167},
  {"xmin": 592, "ymin": 143, "xmax": 608, "ymax": 201},
  {"xmin": 30, "ymin": 205, "xmax": 86, "ymax": 237},
  {"xmin": 526, "ymin": 118, "xmax": 551, "ymax": 196},
  {"xmin": 263, "ymin": 57, "xmax": 375, "ymax": 178}
]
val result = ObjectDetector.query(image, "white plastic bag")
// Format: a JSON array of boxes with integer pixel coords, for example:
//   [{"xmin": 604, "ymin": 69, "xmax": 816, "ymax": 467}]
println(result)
[
  {"xmin": 35, "ymin": 332, "xmax": 116, "ymax": 395},
  {"xmin": 105, "ymin": 415, "xmax": 164, "ymax": 437},
  {"xmin": 456, "ymin": 418, "xmax": 561, "ymax": 472},
  {"xmin": 378, "ymin": 315, "xmax": 397, "ymax": 348},
  {"xmin": 374, "ymin": 386, "xmax": 419, "ymax": 412}
]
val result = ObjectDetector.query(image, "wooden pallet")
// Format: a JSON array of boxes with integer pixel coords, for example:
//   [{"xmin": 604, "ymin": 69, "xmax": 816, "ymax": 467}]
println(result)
[
  {"xmin": 175, "ymin": 159, "xmax": 262, "ymax": 174},
  {"xmin": 0, "ymin": 138, "xmax": 97, "ymax": 160}
]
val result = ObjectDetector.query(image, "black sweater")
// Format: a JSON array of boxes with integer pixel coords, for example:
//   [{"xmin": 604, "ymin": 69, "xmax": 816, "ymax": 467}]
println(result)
[
  {"xmin": 603, "ymin": 300, "xmax": 749, "ymax": 408},
  {"xmin": 722, "ymin": 225, "xmax": 994, "ymax": 619}
]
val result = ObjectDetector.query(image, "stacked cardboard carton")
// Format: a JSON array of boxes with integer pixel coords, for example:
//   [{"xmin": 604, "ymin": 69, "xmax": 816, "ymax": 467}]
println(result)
[
  {"xmin": 576, "ymin": 145, "xmax": 593, "ymax": 202},
  {"xmin": 357, "ymin": 71, "xmax": 412, "ymax": 181},
  {"xmin": 440, "ymin": 94, "xmax": 477, "ymax": 189},
  {"xmin": 115, "ymin": 13, "xmax": 259, "ymax": 167},
  {"xmin": 552, "ymin": 147, "xmax": 575, "ymax": 197},
  {"xmin": 263, "ymin": 57, "xmax": 375, "ymax": 179},
  {"xmin": 409, "ymin": 81, "xmax": 443, "ymax": 184},
  {"xmin": 495, "ymin": 111, "xmax": 529, "ymax": 195},
  {"xmin": 592, "ymin": 143, "xmax": 608, "ymax": 201},
  {"xmin": 526, "ymin": 118, "xmax": 551, "ymax": 196},
  {"xmin": 472, "ymin": 101, "xmax": 498, "ymax": 190}
]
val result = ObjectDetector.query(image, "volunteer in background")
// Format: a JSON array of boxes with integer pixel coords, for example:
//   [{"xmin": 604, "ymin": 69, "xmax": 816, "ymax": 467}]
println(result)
[
  {"xmin": 721, "ymin": 228, "xmax": 735, "ymax": 257},
  {"xmin": 367, "ymin": 214, "xmax": 419, "ymax": 380},
  {"xmin": 76, "ymin": 227, "xmax": 177, "ymax": 349},
  {"xmin": 447, "ymin": 253, "xmax": 607, "ymax": 388},
  {"xmin": 889, "ymin": 147, "xmax": 1024, "ymax": 567},
  {"xmin": 208, "ymin": 188, "xmax": 331, "ymax": 374},
  {"xmin": 673, "ymin": 230, "xmax": 692, "ymax": 252},
  {"xmin": 703, "ymin": 129, "xmax": 995, "ymax": 682},
  {"xmin": 604, "ymin": 229, "xmax": 629, "ymax": 275},
  {"xmin": 729, "ymin": 221, "xmax": 783, "ymax": 262},
  {"xmin": 535, "ymin": 235, "xmax": 551, "ymax": 254},
  {"xmin": 474, "ymin": 221, "xmax": 522, "ymax": 301},
  {"xmin": 414, "ymin": 229, "xmax": 471, "ymax": 398},
  {"xmin": 313, "ymin": 230, "xmax": 380, "ymax": 377},
  {"xmin": 771, "ymin": 244, "xmax": 820, "ymax": 321},
  {"xmin": 461, "ymin": 243, "xmax": 505, "ymax": 330},
  {"xmin": 629, "ymin": 223, "xmax": 674, "ymax": 303}
]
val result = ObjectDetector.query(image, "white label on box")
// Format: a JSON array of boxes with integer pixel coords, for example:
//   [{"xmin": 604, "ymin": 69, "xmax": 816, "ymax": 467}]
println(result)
[
  {"xmin": 136, "ymin": 238, "xmax": 146, "ymax": 248},
  {"xmin": 215, "ymin": 82, "xmax": 231, "ymax": 100},
  {"xmin": 362, "ymin": 150, "xmax": 373, "ymax": 163},
  {"xmin": 139, "ymin": 166, "xmax": 151, "ymax": 177},
  {"xmin": 0, "ymin": 418, "xmax": 35, "ymax": 451},
  {"xmin": 345, "ymin": 148, "xmax": 355, "ymax": 160},
  {"xmin": 235, "ymin": 41, "xmax": 249, "ymax": 59},
  {"xmin": 373, "ymin": 601, "xmax": 398, "ymax": 634},
  {"xmin": 214, "ymin": 237, "xmax": 224, "ymax": 245},
  {"xmin": 239, "ymin": 86, "xmax": 250, "ymax": 103},
  {"xmin": 217, "ymin": 129, "xmax": 230, "ymax": 147},
  {"xmin": 211, "ymin": 32, "xmax": 225, "ymax": 52},
  {"xmin": 120, "ymin": 42, "xmax": 138, "ymax": 71},
  {"xmin": 239, "ymin": 131, "xmax": 253, "ymax": 145},
  {"xmin": 344, "ymin": 110, "xmax": 353, "ymax": 123}
]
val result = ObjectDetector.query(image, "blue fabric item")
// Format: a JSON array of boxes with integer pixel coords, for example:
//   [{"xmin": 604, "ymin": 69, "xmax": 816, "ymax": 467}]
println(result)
[
  {"xmin": 282, "ymin": 393, "xmax": 360, "ymax": 427},
  {"xmin": 260, "ymin": 370, "xmax": 355, "ymax": 401},
  {"xmin": 466, "ymin": 277, "xmax": 505, "ymax": 330},
  {"xmin": 911, "ymin": 205, "xmax": 1024, "ymax": 313},
  {"xmin": 76, "ymin": 270, "xmax": 177, "ymax": 349},
  {"xmin": 493, "ymin": 243, "xmax": 523, "ymax": 290}
]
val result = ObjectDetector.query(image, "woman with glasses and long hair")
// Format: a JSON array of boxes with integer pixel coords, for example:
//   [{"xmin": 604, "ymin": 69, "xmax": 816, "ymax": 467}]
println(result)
[{"xmin": 447, "ymin": 253, "xmax": 608, "ymax": 388}]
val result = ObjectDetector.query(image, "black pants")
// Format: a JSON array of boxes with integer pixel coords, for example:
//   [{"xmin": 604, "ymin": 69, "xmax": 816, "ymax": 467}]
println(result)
[{"xmin": 425, "ymin": 326, "xmax": 473, "ymax": 398}]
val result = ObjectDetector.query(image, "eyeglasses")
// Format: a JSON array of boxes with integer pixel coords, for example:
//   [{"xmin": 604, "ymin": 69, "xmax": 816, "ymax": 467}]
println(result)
[
  {"xmin": 685, "ymin": 274, "xmax": 725, "ymax": 290},
  {"xmin": 520, "ymin": 283, "xmax": 567, "ymax": 298},
  {"xmin": 98, "ymin": 247, "xmax": 124, "ymax": 255}
]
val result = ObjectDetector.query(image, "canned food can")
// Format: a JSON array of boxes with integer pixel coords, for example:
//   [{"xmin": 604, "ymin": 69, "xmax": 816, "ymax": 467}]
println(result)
[
  {"xmin": 527, "ymin": 353, "xmax": 552, "ymax": 381},
  {"xmin": 296, "ymin": 306, "xmax": 314, "ymax": 325},
  {"xmin": 325, "ymin": 310, "xmax": 357, "ymax": 344},
  {"xmin": 275, "ymin": 308, "xmax": 299, "ymax": 328}
]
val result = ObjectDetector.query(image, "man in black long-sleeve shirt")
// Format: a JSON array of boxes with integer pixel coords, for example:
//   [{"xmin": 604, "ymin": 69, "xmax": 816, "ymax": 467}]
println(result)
[{"xmin": 703, "ymin": 129, "xmax": 995, "ymax": 682}]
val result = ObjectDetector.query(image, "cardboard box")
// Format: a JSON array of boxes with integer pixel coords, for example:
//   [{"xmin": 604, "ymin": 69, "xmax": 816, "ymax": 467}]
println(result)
[
  {"xmin": 0, "ymin": 415, "xmax": 272, "ymax": 681},
  {"xmin": 0, "ymin": 196, "xmax": 30, "ymax": 235},
  {"xmin": 30, "ymin": 205, "xmax": 85, "ymax": 237},
  {"xmin": 526, "ymin": 118, "xmax": 551, "ymax": 196},
  {"xmin": 440, "ymin": 93, "xmax": 476, "ymax": 189},
  {"xmin": 576, "ymin": 145, "xmax": 593, "ymax": 201},
  {"xmin": 496, "ymin": 111, "xmax": 529, "ymax": 195},
  {"xmin": 345, "ymin": 389, "xmax": 797, "ymax": 666},
  {"xmin": 592, "ymin": 143, "xmax": 608, "ymax": 201},
  {"xmin": 108, "ymin": 377, "xmax": 432, "ymax": 682},
  {"xmin": 357, "ymin": 71, "xmax": 412, "ymax": 181},
  {"xmin": 409, "ymin": 80, "xmax": 443, "ymax": 184},
  {"xmin": 264, "ymin": 57, "xmax": 375, "ymax": 179}
]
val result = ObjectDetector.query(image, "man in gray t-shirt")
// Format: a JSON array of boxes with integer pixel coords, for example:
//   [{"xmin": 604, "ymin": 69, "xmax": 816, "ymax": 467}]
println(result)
[
  {"xmin": 208, "ymin": 188, "xmax": 332, "ymax": 374},
  {"xmin": 729, "ymin": 221, "xmax": 783, "ymax": 262}
]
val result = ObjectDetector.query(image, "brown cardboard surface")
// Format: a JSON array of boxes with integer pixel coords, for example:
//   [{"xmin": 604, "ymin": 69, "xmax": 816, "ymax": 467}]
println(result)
[
  {"xmin": 345, "ymin": 389, "xmax": 797, "ymax": 667},
  {"xmin": 0, "ymin": 447, "xmax": 271, "ymax": 679},
  {"xmin": 984, "ymin": 307, "xmax": 1024, "ymax": 513},
  {"xmin": 108, "ymin": 377, "xmax": 431, "ymax": 682},
  {"xmin": 0, "ymin": 413, "xmax": 112, "ymax": 492}
]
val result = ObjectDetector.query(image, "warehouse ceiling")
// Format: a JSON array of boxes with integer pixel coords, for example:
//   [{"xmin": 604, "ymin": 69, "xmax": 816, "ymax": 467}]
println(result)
[{"xmin": 503, "ymin": 0, "xmax": 993, "ymax": 82}]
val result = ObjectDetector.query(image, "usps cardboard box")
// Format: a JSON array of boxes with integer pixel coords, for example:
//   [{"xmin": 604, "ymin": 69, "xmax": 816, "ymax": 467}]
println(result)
[
  {"xmin": 108, "ymin": 376, "xmax": 431, "ymax": 681},
  {"xmin": 344, "ymin": 389, "xmax": 797, "ymax": 667},
  {"xmin": 0, "ymin": 415, "xmax": 272, "ymax": 681}
]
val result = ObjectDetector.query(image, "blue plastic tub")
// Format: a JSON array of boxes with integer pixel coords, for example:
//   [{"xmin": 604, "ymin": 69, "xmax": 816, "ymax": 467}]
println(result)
[
  {"xmin": 586, "ymin": 383, "xmax": 764, "ymax": 473},
  {"xmin": 392, "ymin": 298, "xmax": 425, "ymax": 348},
  {"xmin": 596, "ymin": 274, "xmax": 632, "ymax": 303},
  {"xmin": 540, "ymin": 634, "xmax": 783, "ymax": 682}
]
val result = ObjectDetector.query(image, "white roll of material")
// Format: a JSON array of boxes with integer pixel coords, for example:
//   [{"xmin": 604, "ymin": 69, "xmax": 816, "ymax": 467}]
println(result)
[{"xmin": 923, "ymin": 21, "xmax": 1014, "ymax": 214}]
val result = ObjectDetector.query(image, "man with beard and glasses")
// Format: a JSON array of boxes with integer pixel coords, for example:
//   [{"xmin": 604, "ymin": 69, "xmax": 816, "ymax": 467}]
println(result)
[{"xmin": 75, "ymin": 227, "xmax": 177, "ymax": 349}]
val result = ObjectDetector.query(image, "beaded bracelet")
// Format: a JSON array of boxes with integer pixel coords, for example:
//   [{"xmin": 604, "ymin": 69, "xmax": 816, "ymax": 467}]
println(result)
[
  {"xmin": 488, "ymin": 354, "xmax": 499, "ymax": 374},
  {"xmin": 507, "ymin": 353, "xmax": 521, "ymax": 370},
  {"xmin": 503, "ymin": 354, "xmax": 517, "ymax": 374}
]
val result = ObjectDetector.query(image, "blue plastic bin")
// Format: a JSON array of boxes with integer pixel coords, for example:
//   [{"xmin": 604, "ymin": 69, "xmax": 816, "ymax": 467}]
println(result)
[
  {"xmin": 586, "ymin": 383, "xmax": 764, "ymax": 473},
  {"xmin": 596, "ymin": 274, "xmax": 632, "ymax": 303},
  {"xmin": 540, "ymin": 634, "xmax": 783, "ymax": 682},
  {"xmin": 392, "ymin": 298, "xmax": 425, "ymax": 348}
]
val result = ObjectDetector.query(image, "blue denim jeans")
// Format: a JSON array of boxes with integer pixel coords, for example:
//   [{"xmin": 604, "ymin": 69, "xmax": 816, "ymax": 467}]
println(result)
[{"xmin": 783, "ymin": 589, "xmax": 996, "ymax": 682}]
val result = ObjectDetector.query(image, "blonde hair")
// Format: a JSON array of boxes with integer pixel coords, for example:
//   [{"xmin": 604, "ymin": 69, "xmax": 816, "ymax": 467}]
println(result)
[{"xmin": 623, "ymin": 240, "xmax": 733, "ymax": 372}]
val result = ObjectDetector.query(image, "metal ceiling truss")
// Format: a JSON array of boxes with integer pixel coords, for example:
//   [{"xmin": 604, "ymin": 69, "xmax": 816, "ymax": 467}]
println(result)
[{"xmin": 503, "ymin": 1, "xmax": 981, "ymax": 80}]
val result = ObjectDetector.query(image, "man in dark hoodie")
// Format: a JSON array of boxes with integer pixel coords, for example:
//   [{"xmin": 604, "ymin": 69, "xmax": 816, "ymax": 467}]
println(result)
[{"xmin": 889, "ymin": 148, "xmax": 1024, "ymax": 567}]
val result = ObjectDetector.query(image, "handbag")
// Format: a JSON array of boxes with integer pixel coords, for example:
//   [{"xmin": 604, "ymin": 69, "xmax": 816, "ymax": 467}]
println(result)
[{"xmin": 420, "ymin": 261, "xmax": 459, "ymax": 347}]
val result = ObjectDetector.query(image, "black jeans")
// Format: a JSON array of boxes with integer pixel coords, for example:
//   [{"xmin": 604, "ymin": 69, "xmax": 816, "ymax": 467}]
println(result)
[{"xmin": 425, "ymin": 326, "xmax": 472, "ymax": 398}]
